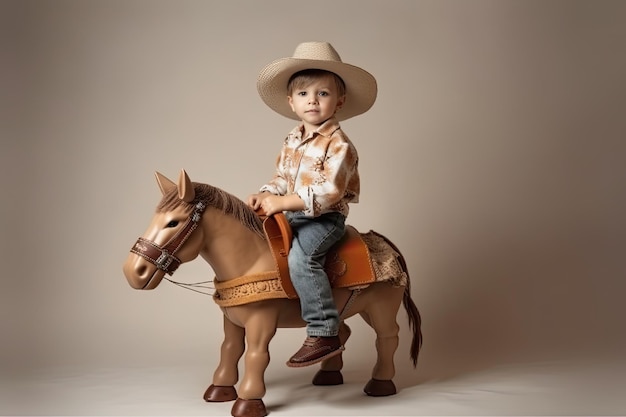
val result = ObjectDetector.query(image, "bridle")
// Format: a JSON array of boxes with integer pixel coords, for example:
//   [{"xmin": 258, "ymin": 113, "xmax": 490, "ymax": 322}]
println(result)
[{"xmin": 129, "ymin": 201, "xmax": 207, "ymax": 277}]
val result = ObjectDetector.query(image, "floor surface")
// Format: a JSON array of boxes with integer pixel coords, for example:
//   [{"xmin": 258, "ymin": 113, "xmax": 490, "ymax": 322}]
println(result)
[{"xmin": 2, "ymin": 357, "xmax": 625, "ymax": 416}]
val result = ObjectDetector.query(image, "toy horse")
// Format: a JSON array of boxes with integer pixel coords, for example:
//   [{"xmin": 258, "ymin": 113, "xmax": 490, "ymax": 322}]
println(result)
[{"xmin": 123, "ymin": 169, "xmax": 422, "ymax": 417}]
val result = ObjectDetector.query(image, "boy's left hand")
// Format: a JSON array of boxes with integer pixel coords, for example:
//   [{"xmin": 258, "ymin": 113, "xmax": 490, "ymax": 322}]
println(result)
[{"xmin": 257, "ymin": 194, "xmax": 305, "ymax": 216}]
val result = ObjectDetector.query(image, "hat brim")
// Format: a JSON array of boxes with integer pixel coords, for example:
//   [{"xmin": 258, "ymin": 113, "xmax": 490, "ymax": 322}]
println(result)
[{"xmin": 257, "ymin": 58, "xmax": 377, "ymax": 121}]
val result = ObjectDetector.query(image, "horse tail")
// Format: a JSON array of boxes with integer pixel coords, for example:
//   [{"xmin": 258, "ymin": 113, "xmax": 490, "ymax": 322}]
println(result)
[
  {"xmin": 372, "ymin": 231, "xmax": 423, "ymax": 368},
  {"xmin": 402, "ymin": 266, "xmax": 423, "ymax": 367}
]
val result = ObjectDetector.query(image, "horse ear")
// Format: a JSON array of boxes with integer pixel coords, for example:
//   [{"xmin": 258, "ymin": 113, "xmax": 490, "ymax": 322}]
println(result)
[
  {"xmin": 155, "ymin": 172, "xmax": 176, "ymax": 195},
  {"xmin": 178, "ymin": 169, "xmax": 195, "ymax": 203}
]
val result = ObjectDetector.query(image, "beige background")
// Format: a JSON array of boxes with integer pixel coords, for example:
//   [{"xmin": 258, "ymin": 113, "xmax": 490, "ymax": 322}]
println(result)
[{"xmin": 1, "ymin": 0, "xmax": 625, "ymax": 415}]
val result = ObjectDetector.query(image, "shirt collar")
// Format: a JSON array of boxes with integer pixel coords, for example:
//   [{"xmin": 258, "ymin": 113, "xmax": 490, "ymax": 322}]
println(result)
[
  {"xmin": 290, "ymin": 117, "xmax": 341, "ymax": 141},
  {"xmin": 316, "ymin": 117, "xmax": 341, "ymax": 138}
]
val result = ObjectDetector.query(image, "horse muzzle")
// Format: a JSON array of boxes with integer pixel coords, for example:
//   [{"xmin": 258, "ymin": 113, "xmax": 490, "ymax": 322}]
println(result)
[{"xmin": 122, "ymin": 247, "xmax": 172, "ymax": 290}]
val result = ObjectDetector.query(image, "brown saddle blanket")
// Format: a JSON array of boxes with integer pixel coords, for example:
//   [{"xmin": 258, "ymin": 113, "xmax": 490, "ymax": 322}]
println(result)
[{"xmin": 262, "ymin": 213, "xmax": 376, "ymax": 299}]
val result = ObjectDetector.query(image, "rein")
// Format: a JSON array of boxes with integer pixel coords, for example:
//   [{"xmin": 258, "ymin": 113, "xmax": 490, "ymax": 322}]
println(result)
[{"xmin": 164, "ymin": 277, "xmax": 214, "ymax": 296}]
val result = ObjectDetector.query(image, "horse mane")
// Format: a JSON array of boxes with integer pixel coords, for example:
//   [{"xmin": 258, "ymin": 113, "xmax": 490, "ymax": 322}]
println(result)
[{"xmin": 156, "ymin": 182, "xmax": 266, "ymax": 240}]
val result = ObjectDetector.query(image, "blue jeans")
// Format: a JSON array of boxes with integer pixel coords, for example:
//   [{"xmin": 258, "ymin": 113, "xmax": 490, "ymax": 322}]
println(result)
[{"xmin": 285, "ymin": 211, "xmax": 346, "ymax": 337}]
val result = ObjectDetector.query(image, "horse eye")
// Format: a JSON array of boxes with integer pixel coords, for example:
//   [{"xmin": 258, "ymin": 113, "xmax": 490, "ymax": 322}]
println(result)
[{"xmin": 166, "ymin": 220, "xmax": 179, "ymax": 228}]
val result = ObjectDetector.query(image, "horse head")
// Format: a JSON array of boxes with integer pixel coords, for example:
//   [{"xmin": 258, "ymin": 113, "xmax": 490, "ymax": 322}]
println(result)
[{"xmin": 123, "ymin": 169, "xmax": 206, "ymax": 290}]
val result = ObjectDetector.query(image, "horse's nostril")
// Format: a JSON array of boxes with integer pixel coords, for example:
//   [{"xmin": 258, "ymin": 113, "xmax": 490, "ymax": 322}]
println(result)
[{"xmin": 137, "ymin": 264, "xmax": 148, "ymax": 278}]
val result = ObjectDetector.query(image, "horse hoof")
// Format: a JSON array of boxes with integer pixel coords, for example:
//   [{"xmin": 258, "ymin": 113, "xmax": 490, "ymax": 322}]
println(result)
[
  {"xmin": 364, "ymin": 378, "xmax": 397, "ymax": 396},
  {"xmin": 312, "ymin": 370, "xmax": 343, "ymax": 385},
  {"xmin": 231, "ymin": 398, "xmax": 267, "ymax": 417},
  {"xmin": 203, "ymin": 384, "xmax": 237, "ymax": 402}
]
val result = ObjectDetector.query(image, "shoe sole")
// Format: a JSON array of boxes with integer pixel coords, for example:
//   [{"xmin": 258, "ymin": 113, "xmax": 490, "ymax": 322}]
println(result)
[{"xmin": 286, "ymin": 346, "xmax": 345, "ymax": 368}]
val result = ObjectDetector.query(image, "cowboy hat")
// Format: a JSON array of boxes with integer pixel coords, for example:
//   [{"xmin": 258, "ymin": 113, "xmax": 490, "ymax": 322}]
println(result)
[{"xmin": 257, "ymin": 41, "xmax": 377, "ymax": 121}]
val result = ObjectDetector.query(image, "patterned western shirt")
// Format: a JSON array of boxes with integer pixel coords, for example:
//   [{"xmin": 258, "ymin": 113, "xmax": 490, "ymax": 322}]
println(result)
[{"xmin": 260, "ymin": 117, "xmax": 360, "ymax": 217}]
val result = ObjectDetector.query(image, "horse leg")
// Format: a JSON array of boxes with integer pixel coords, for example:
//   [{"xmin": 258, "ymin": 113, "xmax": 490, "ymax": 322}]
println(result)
[
  {"xmin": 312, "ymin": 321, "xmax": 351, "ymax": 385},
  {"xmin": 204, "ymin": 314, "xmax": 244, "ymax": 402},
  {"xmin": 360, "ymin": 286, "xmax": 404, "ymax": 396},
  {"xmin": 231, "ymin": 308, "xmax": 277, "ymax": 417}
]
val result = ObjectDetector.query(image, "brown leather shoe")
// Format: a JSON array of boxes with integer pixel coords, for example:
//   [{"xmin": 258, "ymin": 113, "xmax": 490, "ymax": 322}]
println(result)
[{"xmin": 286, "ymin": 336, "xmax": 344, "ymax": 368}]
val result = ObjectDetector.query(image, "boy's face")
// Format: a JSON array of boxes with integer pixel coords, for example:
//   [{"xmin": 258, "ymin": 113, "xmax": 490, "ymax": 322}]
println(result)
[{"xmin": 288, "ymin": 74, "xmax": 345, "ymax": 131}]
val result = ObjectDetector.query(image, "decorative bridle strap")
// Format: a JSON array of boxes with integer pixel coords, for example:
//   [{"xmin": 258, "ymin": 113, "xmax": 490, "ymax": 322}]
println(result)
[{"xmin": 130, "ymin": 201, "xmax": 207, "ymax": 275}]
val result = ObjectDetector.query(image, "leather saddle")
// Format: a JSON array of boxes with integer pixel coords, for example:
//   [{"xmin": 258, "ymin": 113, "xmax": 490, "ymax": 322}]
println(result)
[{"xmin": 260, "ymin": 212, "xmax": 376, "ymax": 299}]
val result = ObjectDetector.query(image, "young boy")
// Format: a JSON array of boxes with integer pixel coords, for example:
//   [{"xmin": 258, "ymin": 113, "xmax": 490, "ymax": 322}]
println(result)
[{"xmin": 248, "ymin": 41, "xmax": 377, "ymax": 367}]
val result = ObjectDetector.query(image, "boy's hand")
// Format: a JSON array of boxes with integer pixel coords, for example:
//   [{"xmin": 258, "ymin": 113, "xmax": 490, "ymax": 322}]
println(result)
[
  {"xmin": 247, "ymin": 192, "xmax": 305, "ymax": 216},
  {"xmin": 247, "ymin": 191, "xmax": 272, "ymax": 211},
  {"xmin": 258, "ymin": 194, "xmax": 286, "ymax": 215}
]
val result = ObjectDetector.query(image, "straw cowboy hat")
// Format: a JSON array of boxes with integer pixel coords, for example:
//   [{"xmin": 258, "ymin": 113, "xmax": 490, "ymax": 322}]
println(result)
[{"xmin": 257, "ymin": 41, "xmax": 377, "ymax": 121}]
